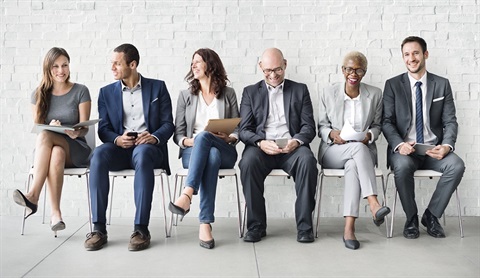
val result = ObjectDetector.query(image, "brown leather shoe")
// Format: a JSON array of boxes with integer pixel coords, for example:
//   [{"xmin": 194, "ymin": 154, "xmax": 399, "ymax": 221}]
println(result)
[
  {"xmin": 84, "ymin": 231, "xmax": 108, "ymax": 251},
  {"xmin": 128, "ymin": 230, "xmax": 151, "ymax": 251}
]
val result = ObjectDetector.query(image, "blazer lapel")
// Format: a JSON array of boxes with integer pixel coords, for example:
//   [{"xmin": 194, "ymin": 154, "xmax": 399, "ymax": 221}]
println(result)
[
  {"xmin": 218, "ymin": 93, "xmax": 225, "ymax": 119},
  {"xmin": 425, "ymin": 72, "xmax": 435, "ymax": 116},
  {"xmin": 359, "ymin": 83, "xmax": 372, "ymax": 131},
  {"xmin": 141, "ymin": 78, "xmax": 151, "ymax": 124},
  {"xmin": 401, "ymin": 73, "xmax": 413, "ymax": 119},
  {"xmin": 283, "ymin": 80, "xmax": 292, "ymax": 126},
  {"xmin": 259, "ymin": 82, "xmax": 269, "ymax": 125},
  {"xmin": 114, "ymin": 81, "xmax": 124, "ymax": 126},
  {"xmin": 335, "ymin": 82, "xmax": 346, "ymax": 127}
]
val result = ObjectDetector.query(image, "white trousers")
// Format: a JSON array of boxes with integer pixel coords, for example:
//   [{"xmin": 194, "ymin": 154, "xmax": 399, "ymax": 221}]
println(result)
[{"xmin": 321, "ymin": 143, "xmax": 377, "ymax": 217}]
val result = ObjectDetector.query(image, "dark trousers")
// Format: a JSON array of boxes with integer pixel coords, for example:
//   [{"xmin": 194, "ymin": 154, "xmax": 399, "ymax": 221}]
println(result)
[
  {"xmin": 390, "ymin": 152, "xmax": 465, "ymax": 220},
  {"xmin": 89, "ymin": 142, "xmax": 164, "ymax": 226},
  {"xmin": 239, "ymin": 145, "xmax": 318, "ymax": 232}
]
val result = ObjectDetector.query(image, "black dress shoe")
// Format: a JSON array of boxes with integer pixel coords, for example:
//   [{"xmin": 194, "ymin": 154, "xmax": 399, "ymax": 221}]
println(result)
[
  {"xmin": 421, "ymin": 209, "xmax": 446, "ymax": 238},
  {"xmin": 403, "ymin": 215, "xmax": 420, "ymax": 239},
  {"xmin": 343, "ymin": 237, "xmax": 360, "ymax": 250},
  {"xmin": 373, "ymin": 206, "xmax": 391, "ymax": 226},
  {"xmin": 12, "ymin": 189, "xmax": 38, "ymax": 219},
  {"xmin": 297, "ymin": 230, "xmax": 314, "ymax": 243},
  {"xmin": 243, "ymin": 228, "xmax": 266, "ymax": 242}
]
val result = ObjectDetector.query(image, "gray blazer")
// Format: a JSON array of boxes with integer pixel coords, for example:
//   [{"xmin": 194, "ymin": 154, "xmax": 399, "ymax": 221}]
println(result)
[
  {"xmin": 382, "ymin": 72, "xmax": 458, "ymax": 166},
  {"xmin": 317, "ymin": 82, "xmax": 383, "ymax": 165},
  {"xmin": 174, "ymin": 86, "xmax": 239, "ymax": 158}
]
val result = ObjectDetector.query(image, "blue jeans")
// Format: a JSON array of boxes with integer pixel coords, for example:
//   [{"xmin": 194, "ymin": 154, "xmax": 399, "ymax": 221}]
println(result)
[{"xmin": 181, "ymin": 131, "xmax": 237, "ymax": 223}]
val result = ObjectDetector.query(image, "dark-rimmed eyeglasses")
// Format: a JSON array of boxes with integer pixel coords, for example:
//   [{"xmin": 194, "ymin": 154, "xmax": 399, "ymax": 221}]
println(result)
[
  {"xmin": 342, "ymin": 66, "xmax": 366, "ymax": 76},
  {"xmin": 262, "ymin": 67, "xmax": 284, "ymax": 75}
]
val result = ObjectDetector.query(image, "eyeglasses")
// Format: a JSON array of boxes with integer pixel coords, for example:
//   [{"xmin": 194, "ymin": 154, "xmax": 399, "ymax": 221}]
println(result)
[
  {"xmin": 342, "ymin": 66, "xmax": 366, "ymax": 76},
  {"xmin": 262, "ymin": 67, "xmax": 284, "ymax": 75}
]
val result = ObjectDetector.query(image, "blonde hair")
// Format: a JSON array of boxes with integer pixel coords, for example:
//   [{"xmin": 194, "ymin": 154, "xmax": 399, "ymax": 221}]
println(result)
[{"xmin": 343, "ymin": 51, "xmax": 368, "ymax": 69}]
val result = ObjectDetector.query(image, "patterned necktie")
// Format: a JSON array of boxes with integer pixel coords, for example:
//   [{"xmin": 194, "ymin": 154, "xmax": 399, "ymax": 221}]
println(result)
[{"xmin": 415, "ymin": 81, "xmax": 424, "ymax": 143}]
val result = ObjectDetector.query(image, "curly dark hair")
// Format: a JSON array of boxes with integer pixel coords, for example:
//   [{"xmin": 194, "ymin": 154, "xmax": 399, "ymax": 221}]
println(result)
[{"xmin": 184, "ymin": 48, "xmax": 229, "ymax": 98}]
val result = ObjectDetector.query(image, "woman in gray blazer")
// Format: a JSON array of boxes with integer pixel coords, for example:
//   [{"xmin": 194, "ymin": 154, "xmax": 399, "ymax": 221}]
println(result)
[
  {"xmin": 168, "ymin": 48, "xmax": 239, "ymax": 249},
  {"xmin": 317, "ymin": 51, "xmax": 390, "ymax": 250}
]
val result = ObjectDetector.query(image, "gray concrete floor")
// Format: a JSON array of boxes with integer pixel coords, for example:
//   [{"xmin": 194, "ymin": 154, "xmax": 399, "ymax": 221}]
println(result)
[{"xmin": 1, "ymin": 215, "xmax": 479, "ymax": 277}]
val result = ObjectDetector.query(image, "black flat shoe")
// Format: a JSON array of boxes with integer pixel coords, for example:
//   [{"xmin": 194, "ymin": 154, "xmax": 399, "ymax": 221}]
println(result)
[
  {"xmin": 168, "ymin": 193, "xmax": 191, "ymax": 221},
  {"xmin": 343, "ymin": 237, "xmax": 360, "ymax": 250},
  {"xmin": 199, "ymin": 224, "xmax": 215, "ymax": 249},
  {"xmin": 12, "ymin": 189, "xmax": 38, "ymax": 219},
  {"xmin": 373, "ymin": 206, "xmax": 391, "ymax": 226}
]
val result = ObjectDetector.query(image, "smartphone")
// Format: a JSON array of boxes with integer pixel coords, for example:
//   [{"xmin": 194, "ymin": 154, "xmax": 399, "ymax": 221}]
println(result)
[
  {"xmin": 275, "ymin": 138, "xmax": 288, "ymax": 149},
  {"xmin": 126, "ymin": 131, "xmax": 138, "ymax": 139}
]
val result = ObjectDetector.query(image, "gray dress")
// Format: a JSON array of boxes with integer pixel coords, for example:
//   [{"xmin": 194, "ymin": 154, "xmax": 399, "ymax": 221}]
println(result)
[{"xmin": 31, "ymin": 83, "xmax": 92, "ymax": 167}]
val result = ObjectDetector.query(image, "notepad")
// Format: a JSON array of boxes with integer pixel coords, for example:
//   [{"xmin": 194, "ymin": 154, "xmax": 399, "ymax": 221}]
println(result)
[
  {"xmin": 204, "ymin": 118, "xmax": 241, "ymax": 135},
  {"xmin": 32, "ymin": 119, "xmax": 101, "ymax": 134}
]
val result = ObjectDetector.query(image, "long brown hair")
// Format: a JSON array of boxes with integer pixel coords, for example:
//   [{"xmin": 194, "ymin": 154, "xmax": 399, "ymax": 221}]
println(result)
[
  {"xmin": 184, "ymin": 48, "xmax": 229, "ymax": 99},
  {"xmin": 34, "ymin": 47, "xmax": 70, "ymax": 123}
]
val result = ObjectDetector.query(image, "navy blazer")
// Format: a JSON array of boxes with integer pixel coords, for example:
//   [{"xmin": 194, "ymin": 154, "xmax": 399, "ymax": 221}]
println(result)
[
  {"xmin": 382, "ymin": 72, "xmax": 458, "ymax": 166},
  {"xmin": 239, "ymin": 79, "xmax": 316, "ymax": 147},
  {"xmin": 97, "ymin": 75, "xmax": 175, "ymax": 174}
]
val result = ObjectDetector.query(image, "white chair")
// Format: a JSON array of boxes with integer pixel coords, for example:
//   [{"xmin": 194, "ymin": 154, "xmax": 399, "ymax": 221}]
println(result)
[
  {"xmin": 241, "ymin": 169, "xmax": 320, "ymax": 238},
  {"xmin": 170, "ymin": 168, "xmax": 243, "ymax": 238},
  {"xmin": 386, "ymin": 169, "xmax": 464, "ymax": 238},
  {"xmin": 21, "ymin": 127, "xmax": 95, "ymax": 235},
  {"xmin": 107, "ymin": 168, "xmax": 171, "ymax": 237},
  {"xmin": 314, "ymin": 168, "xmax": 387, "ymax": 238}
]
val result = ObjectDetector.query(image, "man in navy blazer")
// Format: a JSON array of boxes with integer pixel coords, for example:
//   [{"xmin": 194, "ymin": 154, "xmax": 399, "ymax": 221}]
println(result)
[
  {"xmin": 239, "ymin": 48, "xmax": 318, "ymax": 243},
  {"xmin": 382, "ymin": 36, "xmax": 465, "ymax": 239},
  {"xmin": 85, "ymin": 44, "xmax": 174, "ymax": 251}
]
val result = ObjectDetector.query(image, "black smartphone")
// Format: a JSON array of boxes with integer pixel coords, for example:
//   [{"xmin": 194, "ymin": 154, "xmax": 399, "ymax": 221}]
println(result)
[{"xmin": 126, "ymin": 132, "xmax": 138, "ymax": 139}]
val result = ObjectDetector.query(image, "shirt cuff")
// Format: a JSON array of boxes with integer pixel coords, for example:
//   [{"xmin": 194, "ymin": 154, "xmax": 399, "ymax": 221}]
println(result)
[
  {"xmin": 114, "ymin": 136, "xmax": 120, "ymax": 145},
  {"xmin": 393, "ymin": 142, "xmax": 403, "ymax": 153},
  {"xmin": 294, "ymin": 139, "xmax": 304, "ymax": 146},
  {"xmin": 151, "ymin": 135, "xmax": 160, "ymax": 145}
]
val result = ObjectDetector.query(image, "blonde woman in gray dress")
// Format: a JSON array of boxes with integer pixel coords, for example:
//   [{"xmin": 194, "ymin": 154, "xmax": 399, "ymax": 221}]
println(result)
[{"xmin": 13, "ymin": 47, "xmax": 92, "ymax": 237}]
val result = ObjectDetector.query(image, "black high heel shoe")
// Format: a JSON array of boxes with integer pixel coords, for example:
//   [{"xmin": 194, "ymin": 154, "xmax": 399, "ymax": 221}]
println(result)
[
  {"xmin": 168, "ymin": 193, "xmax": 191, "ymax": 221},
  {"xmin": 199, "ymin": 223, "xmax": 215, "ymax": 249},
  {"xmin": 12, "ymin": 189, "xmax": 38, "ymax": 219},
  {"xmin": 50, "ymin": 220, "xmax": 66, "ymax": 238}
]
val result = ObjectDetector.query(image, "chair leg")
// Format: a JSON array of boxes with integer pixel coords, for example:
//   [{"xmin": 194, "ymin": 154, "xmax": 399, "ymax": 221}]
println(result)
[
  {"xmin": 315, "ymin": 173, "xmax": 324, "ymax": 238},
  {"xmin": 386, "ymin": 172, "xmax": 396, "ymax": 238},
  {"xmin": 21, "ymin": 174, "xmax": 34, "ymax": 235},
  {"xmin": 85, "ymin": 173, "xmax": 93, "ymax": 233},
  {"xmin": 107, "ymin": 176, "xmax": 116, "ymax": 225},
  {"xmin": 380, "ymin": 175, "xmax": 389, "ymax": 237},
  {"xmin": 160, "ymin": 172, "xmax": 171, "ymax": 238},
  {"xmin": 234, "ymin": 173, "xmax": 243, "ymax": 238},
  {"xmin": 455, "ymin": 189, "xmax": 464, "ymax": 238},
  {"xmin": 168, "ymin": 174, "xmax": 180, "ymax": 236}
]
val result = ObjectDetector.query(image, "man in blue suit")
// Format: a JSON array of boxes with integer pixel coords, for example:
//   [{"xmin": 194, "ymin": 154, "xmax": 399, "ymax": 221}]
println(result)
[
  {"xmin": 382, "ymin": 36, "xmax": 465, "ymax": 239},
  {"xmin": 239, "ymin": 48, "xmax": 318, "ymax": 243},
  {"xmin": 85, "ymin": 44, "xmax": 174, "ymax": 251}
]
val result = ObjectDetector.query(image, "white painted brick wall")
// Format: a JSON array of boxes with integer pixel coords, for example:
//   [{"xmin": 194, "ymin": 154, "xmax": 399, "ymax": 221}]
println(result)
[{"xmin": 1, "ymin": 0, "xmax": 479, "ymax": 222}]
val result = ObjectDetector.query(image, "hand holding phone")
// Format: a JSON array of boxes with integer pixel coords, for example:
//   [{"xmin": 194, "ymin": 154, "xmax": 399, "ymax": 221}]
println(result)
[
  {"xmin": 275, "ymin": 138, "xmax": 288, "ymax": 149},
  {"xmin": 126, "ymin": 132, "xmax": 138, "ymax": 139}
]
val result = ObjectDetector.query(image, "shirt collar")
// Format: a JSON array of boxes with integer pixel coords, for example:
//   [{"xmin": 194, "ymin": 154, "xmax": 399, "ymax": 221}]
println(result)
[
  {"xmin": 408, "ymin": 72, "xmax": 427, "ymax": 89},
  {"xmin": 266, "ymin": 80, "xmax": 285, "ymax": 93},
  {"xmin": 121, "ymin": 74, "xmax": 142, "ymax": 92}
]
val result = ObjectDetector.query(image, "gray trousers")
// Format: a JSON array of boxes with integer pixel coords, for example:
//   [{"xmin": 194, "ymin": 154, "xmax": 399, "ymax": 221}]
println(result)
[
  {"xmin": 321, "ymin": 142, "xmax": 377, "ymax": 217},
  {"xmin": 389, "ymin": 152, "xmax": 465, "ymax": 220}
]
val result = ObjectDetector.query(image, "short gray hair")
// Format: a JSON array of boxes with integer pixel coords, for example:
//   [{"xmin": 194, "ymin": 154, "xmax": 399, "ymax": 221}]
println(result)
[{"xmin": 343, "ymin": 51, "xmax": 368, "ymax": 69}]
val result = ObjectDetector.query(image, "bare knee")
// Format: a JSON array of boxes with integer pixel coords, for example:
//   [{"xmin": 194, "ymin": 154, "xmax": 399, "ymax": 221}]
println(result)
[
  {"xmin": 36, "ymin": 131, "xmax": 55, "ymax": 146},
  {"xmin": 50, "ymin": 146, "xmax": 66, "ymax": 169}
]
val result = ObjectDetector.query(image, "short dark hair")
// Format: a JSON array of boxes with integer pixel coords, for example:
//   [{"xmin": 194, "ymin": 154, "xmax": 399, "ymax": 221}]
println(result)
[
  {"xmin": 401, "ymin": 36, "xmax": 427, "ymax": 53},
  {"xmin": 114, "ymin": 43, "xmax": 140, "ymax": 66}
]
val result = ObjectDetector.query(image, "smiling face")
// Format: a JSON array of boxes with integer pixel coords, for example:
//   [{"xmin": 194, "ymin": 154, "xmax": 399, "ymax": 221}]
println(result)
[
  {"xmin": 342, "ymin": 59, "xmax": 365, "ymax": 88},
  {"xmin": 50, "ymin": 55, "xmax": 70, "ymax": 84},
  {"xmin": 111, "ymin": 51, "xmax": 135, "ymax": 81},
  {"xmin": 191, "ymin": 53, "xmax": 208, "ymax": 80},
  {"xmin": 402, "ymin": 41, "xmax": 428, "ymax": 77},
  {"xmin": 259, "ymin": 48, "xmax": 287, "ymax": 88}
]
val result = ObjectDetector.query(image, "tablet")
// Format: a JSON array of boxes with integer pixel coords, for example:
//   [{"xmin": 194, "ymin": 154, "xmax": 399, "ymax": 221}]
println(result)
[
  {"xmin": 204, "ymin": 118, "xmax": 241, "ymax": 135},
  {"xmin": 414, "ymin": 143, "xmax": 435, "ymax": 155}
]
